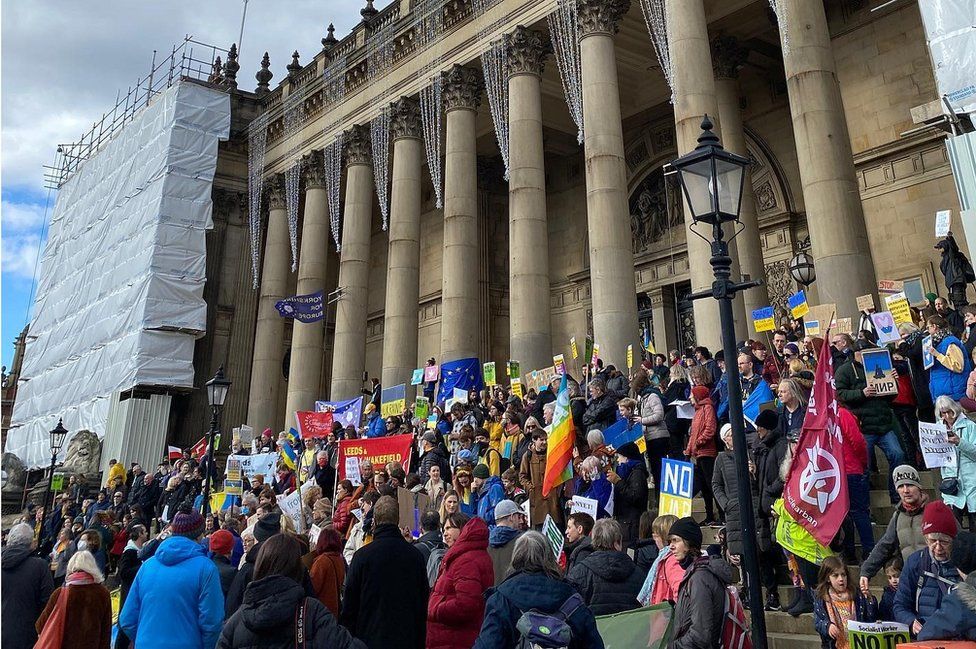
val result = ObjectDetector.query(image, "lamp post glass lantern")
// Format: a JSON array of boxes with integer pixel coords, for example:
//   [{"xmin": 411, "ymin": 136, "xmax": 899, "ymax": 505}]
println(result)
[
  {"xmin": 671, "ymin": 115, "xmax": 768, "ymax": 649},
  {"xmin": 202, "ymin": 367, "xmax": 231, "ymax": 516},
  {"xmin": 789, "ymin": 249, "xmax": 816, "ymax": 287},
  {"xmin": 44, "ymin": 418, "xmax": 69, "ymax": 542}
]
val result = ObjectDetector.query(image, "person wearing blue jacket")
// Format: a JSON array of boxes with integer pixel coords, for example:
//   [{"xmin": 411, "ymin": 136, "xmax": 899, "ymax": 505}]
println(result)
[
  {"xmin": 120, "ymin": 507, "xmax": 224, "ymax": 649},
  {"xmin": 927, "ymin": 315, "xmax": 972, "ymax": 403},
  {"xmin": 364, "ymin": 403, "xmax": 386, "ymax": 438},
  {"xmin": 474, "ymin": 465, "xmax": 505, "ymax": 530}
]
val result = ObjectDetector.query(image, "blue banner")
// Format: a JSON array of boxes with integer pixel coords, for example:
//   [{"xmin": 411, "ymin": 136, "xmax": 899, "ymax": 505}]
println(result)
[
  {"xmin": 437, "ymin": 357, "xmax": 484, "ymax": 404},
  {"xmin": 603, "ymin": 416, "xmax": 646, "ymax": 453},
  {"xmin": 275, "ymin": 290, "xmax": 324, "ymax": 323},
  {"xmin": 314, "ymin": 396, "xmax": 364, "ymax": 429}
]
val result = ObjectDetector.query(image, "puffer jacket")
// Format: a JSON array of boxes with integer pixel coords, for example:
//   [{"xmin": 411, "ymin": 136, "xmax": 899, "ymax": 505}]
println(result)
[
  {"xmin": 939, "ymin": 415, "xmax": 976, "ymax": 512},
  {"xmin": 813, "ymin": 591, "xmax": 877, "ymax": 649},
  {"xmin": 918, "ymin": 572, "xmax": 976, "ymax": 641},
  {"xmin": 638, "ymin": 388, "xmax": 668, "ymax": 441},
  {"xmin": 860, "ymin": 498, "xmax": 932, "ymax": 579},
  {"xmin": 686, "ymin": 396, "xmax": 717, "ymax": 459},
  {"xmin": 566, "ymin": 550, "xmax": 643, "ymax": 615},
  {"xmin": 419, "ymin": 445, "xmax": 451, "ymax": 484},
  {"xmin": 930, "ymin": 334, "xmax": 972, "ymax": 402},
  {"xmin": 669, "ymin": 556, "xmax": 733, "ymax": 649},
  {"xmin": 1, "ymin": 542, "xmax": 55, "ymax": 649},
  {"xmin": 613, "ymin": 458, "xmax": 649, "ymax": 526},
  {"xmin": 472, "ymin": 571, "xmax": 604, "ymax": 649},
  {"xmin": 581, "ymin": 393, "xmax": 618, "ymax": 433},
  {"xmin": 218, "ymin": 574, "xmax": 364, "ymax": 649},
  {"xmin": 834, "ymin": 359, "xmax": 899, "ymax": 436},
  {"xmin": 119, "ymin": 535, "xmax": 224, "ymax": 649},
  {"xmin": 752, "ymin": 429, "xmax": 788, "ymax": 551},
  {"xmin": 711, "ymin": 450, "xmax": 757, "ymax": 556},
  {"xmin": 427, "ymin": 517, "xmax": 495, "ymax": 649},
  {"xmin": 893, "ymin": 547, "xmax": 962, "ymax": 627}
]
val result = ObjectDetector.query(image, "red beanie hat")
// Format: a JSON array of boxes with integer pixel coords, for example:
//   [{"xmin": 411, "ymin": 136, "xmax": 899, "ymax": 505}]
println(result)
[
  {"xmin": 691, "ymin": 386, "xmax": 711, "ymax": 402},
  {"xmin": 922, "ymin": 501, "xmax": 957, "ymax": 538},
  {"xmin": 209, "ymin": 529, "xmax": 235, "ymax": 556}
]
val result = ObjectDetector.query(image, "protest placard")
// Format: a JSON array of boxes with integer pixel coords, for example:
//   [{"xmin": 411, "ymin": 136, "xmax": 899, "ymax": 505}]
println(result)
[
  {"xmin": 398, "ymin": 487, "xmax": 430, "ymax": 538},
  {"xmin": 591, "ymin": 343, "xmax": 601, "ymax": 365},
  {"xmin": 424, "ymin": 365, "xmax": 439, "ymax": 382},
  {"xmin": 670, "ymin": 400, "xmax": 695, "ymax": 420},
  {"xmin": 805, "ymin": 320, "xmax": 821, "ymax": 336},
  {"xmin": 862, "ymin": 349, "xmax": 898, "ymax": 396},
  {"xmin": 788, "ymin": 290, "xmax": 809, "ymax": 318},
  {"xmin": 410, "ymin": 368, "xmax": 424, "ymax": 385},
  {"xmin": 846, "ymin": 621, "xmax": 910, "ymax": 649},
  {"xmin": 584, "ymin": 338, "xmax": 594, "ymax": 368},
  {"xmin": 223, "ymin": 479, "xmax": 242, "ymax": 496},
  {"xmin": 338, "ymin": 434, "xmax": 414, "ymax": 480},
  {"xmin": 856, "ymin": 294, "xmax": 876, "ymax": 313},
  {"xmin": 922, "ymin": 335, "xmax": 935, "ymax": 370},
  {"xmin": 659, "ymin": 458, "xmax": 694, "ymax": 517},
  {"xmin": 278, "ymin": 489, "xmax": 305, "ymax": 533},
  {"xmin": 483, "ymin": 362, "xmax": 496, "ymax": 386},
  {"xmin": 936, "ymin": 209, "xmax": 952, "ymax": 237},
  {"xmin": 884, "ymin": 292, "xmax": 912, "ymax": 325},
  {"xmin": 570, "ymin": 495, "xmax": 599, "ymax": 519},
  {"xmin": 381, "ymin": 384, "xmax": 407, "ymax": 418},
  {"xmin": 511, "ymin": 379, "xmax": 524, "ymax": 398},
  {"xmin": 870, "ymin": 311, "xmax": 901, "ymax": 344},
  {"xmin": 553, "ymin": 354, "xmax": 566, "ymax": 375},
  {"xmin": 414, "ymin": 396, "xmax": 430, "ymax": 421},
  {"xmin": 507, "ymin": 360, "xmax": 520, "ymax": 380},
  {"xmin": 836, "ymin": 318, "xmax": 853, "ymax": 335},
  {"xmin": 918, "ymin": 421, "xmax": 957, "ymax": 469},
  {"xmin": 227, "ymin": 452, "xmax": 277, "ymax": 479},
  {"xmin": 345, "ymin": 456, "xmax": 362, "ymax": 486},
  {"xmin": 877, "ymin": 279, "xmax": 904, "ymax": 295},
  {"xmin": 542, "ymin": 514, "xmax": 564, "ymax": 559},
  {"xmin": 807, "ymin": 304, "xmax": 837, "ymax": 331},
  {"xmin": 570, "ymin": 336, "xmax": 579, "ymax": 359},
  {"xmin": 752, "ymin": 306, "xmax": 776, "ymax": 332},
  {"xmin": 308, "ymin": 524, "xmax": 322, "ymax": 547},
  {"xmin": 626, "ymin": 345, "xmax": 633, "ymax": 370},
  {"xmin": 226, "ymin": 457, "xmax": 241, "ymax": 481}
]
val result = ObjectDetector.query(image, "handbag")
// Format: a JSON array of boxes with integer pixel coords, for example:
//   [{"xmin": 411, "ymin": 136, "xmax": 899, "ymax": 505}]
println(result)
[{"xmin": 939, "ymin": 439, "xmax": 961, "ymax": 496}]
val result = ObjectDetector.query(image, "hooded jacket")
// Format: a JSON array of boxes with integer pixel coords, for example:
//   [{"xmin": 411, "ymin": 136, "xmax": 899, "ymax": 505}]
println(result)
[
  {"xmin": 488, "ymin": 525, "xmax": 524, "ymax": 585},
  {"xmin": 686, "ymin": 395, "xmax": 717, "ymax": 459},
  {"xmin": 476, "ymin": 476, "xmax": 506, "ymax": 530},
  {"xmin": 834, "ymin": 359, "xmax": 899, "ymax": 436},
  {"xmin": 427, "ymin": 518, "xmax": 495, "ymax": 649},
  {"xmin": 218, "ymin": 574, "xmax": 364, "ymax": 649},
  {"xmin": 472, "ymin": 571, "xmax": 604, "ymax": 649},
  {"xmin": 669, "ymin": 556, "xmax": 733, "ymax": 649},
  {"xmin": 918, "ymin": 572, "xmax": 976, "ymax": 641},
  {"xmin": 1, "ymin": 542, "xmax": 55, "ymax": 649},
  {"xmin": 581, "ymin": 393, "xmax": 618, "ymax": 433},
  {"xmin": 119, "ymin": 535, "xmax": 224, "ymax": 649},
  {"xmin": 566, "ymin": 549, "xmax": 643, "ymax": 615}
]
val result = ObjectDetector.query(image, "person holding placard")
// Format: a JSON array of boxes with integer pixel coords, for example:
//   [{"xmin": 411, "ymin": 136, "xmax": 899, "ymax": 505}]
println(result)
[
  {"xmin": 934, "ymin": 396, "xmax": 976, "ymax": 532},
  {"xmin": 927, "ymin": 315, "xmax": 972, "ymax": 403}
]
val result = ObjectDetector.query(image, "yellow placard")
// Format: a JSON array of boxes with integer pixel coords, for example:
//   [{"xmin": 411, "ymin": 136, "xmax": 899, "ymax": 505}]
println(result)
[
  {"xmin": 626, "ymin": 344, "xmax": 633, "ymax": 370},
  {"xmin": 658, "ymin": 493, "xmax": 693, "ymax": 518},
  {"xmin": 752, "ymin": 307, "xmax": 776, "ymax": 333},
  {"xmin": 111, "ymin": 588, "xmax": 120, "ymax": 624},
  {"xmin": 553, "ymin": 354, "xmax": 566, "ymax": 375},
  {"xmin": 511, "ymin": 379, "xmax": 524, "ymax": 398},
  {"xmin": 570, "ymin": 336, "xmax": 579, "ymax": 359},
  {"xmin": 885, "ymin": 292, "xmax": 912, "ymax": 325}
]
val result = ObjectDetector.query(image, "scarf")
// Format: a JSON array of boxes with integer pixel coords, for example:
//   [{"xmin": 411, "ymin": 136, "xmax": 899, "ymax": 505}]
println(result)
[
  {"xmin": 638, "ymin": 547, "xmax": 670, "ymax": 606},
  {"xmin": 827, "ymin": 591, "xmax": 855, "ymax": 649},
  {"xmin": 932, "ymin": 327, "xmax": 952, "ymax": 349},
  {"xmin": 65, "ymin": 571, "xmax": 97, "ymax": 586},
  {"xmin": 902, "ymin": 491, "xmax": 929, "ymax": 514}
]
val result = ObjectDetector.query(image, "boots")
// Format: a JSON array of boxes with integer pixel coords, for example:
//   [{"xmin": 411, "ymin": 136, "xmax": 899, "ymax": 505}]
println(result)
[
  {"xmin": 764, "ymin": 589, "xmax": 781, "ymax": 611},
  {"xmin": 782, "ymin": 588, "xmax": 801, "ymax": 614},
  {"xmin": 787, "ymin": 589, "xmax": 815, "ymax": 617}
]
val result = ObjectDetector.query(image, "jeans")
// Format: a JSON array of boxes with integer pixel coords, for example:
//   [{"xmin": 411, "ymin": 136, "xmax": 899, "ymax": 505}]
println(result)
[
  {"xmin": 842, "ymin": 473, "xmax": 876, "ymax": 560},
  {"xmin": 864, "ymin": 430, "xmax": 906, "ymax": 503}
]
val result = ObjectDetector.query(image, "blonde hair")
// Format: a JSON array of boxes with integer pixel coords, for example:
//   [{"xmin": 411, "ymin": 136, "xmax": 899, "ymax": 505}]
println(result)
[
  {"xmin": 66, "ymin": 550, "xmax": 104, "ymax": 582},
  {"xmin": 652, "ymin": 514, "xmax": 678, "ymax": 541}
]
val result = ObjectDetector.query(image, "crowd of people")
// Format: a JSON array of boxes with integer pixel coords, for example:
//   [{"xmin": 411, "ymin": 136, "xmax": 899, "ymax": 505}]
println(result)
[{"xmin": 4, "ymin": 293, "xmax": 976, "ymax": 648}]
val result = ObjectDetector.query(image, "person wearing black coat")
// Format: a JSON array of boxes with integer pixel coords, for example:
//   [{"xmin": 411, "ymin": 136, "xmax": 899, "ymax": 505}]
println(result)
[
  {"xmin": 2, "ymin": 525, "xmax": 55, "ymax": 649},
  {"xmin": 751, "ymin": 409, "xmax": 789, "ymax": 610},
  {"xmin": 340, "ymin": 497, "xmax": 429, "ymax": 649},
  {"xmin": 116, "ymin": 525, "xmax": 148, "ymax": 649},
  {"xmin": 581, "ymin": 379, "xmax": 618, "ymax": 433},
  {"xmin": 608, "ymin": 442, "xmax": 649, "ymax": 550},
  {"xmin": 662, "ymin": 376, "xmax": 692, "ymax": 458},
  {"xmin": 567, "ymin": 519, "xmax": 643, "ymax": 616}
]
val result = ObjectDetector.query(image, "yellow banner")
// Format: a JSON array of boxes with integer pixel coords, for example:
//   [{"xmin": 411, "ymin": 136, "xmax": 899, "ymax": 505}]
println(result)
[
  {"xmin": 658, "ymin": 493, "xmax": 692, "ymax": 518},
  {"xmin": 885, "ymin": 292, "xmax": 912, "ymax": 325}
]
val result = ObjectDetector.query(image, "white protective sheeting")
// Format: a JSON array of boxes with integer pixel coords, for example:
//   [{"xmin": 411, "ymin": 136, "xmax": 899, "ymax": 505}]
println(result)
[
  {"xmin": 7, "ymin": 81, "xmax": 231, "ymax": 468},
  {"xmin": 918, "ymin": 0, "xmax": 976, "ymax": 117}
]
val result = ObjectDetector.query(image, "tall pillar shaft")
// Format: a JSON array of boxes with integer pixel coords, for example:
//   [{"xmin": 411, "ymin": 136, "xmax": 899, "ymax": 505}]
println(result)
[
  {"xmin": 330, "ymin": 125, "xmax": 374, "ymax": 399},
  {"xmin": 284, "ymin": 152, "xmax": 329, "ymax": 430},
  {"xmin": 382, "ymin": 98, "xmax": 424, "ymax": 388},
  {"xmin": 507, "ymin": 27, "xmax": 552, "ymax": 371},
  {"xmin": 439, "ymin": 65, "xmax": 482, "ymax": 362},
  {"xmin": 712, "ymin": 36, "xmax": 771, "ymax": 331},
  {"xmin": 578, "ymin": 0, "xmax": 638, "ymax": 367},
  {"xmin": 779, "ymin": 0, "xmax": 875, "ymax": 316},
  {"xmin": 248, "ymin": 174, "xmax": 290, "ymax": 433}
]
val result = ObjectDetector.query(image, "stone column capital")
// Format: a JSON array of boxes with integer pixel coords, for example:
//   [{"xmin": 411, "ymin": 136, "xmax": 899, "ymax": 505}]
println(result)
[
  {"xmin": 343, "ymin": 124, "xmax": 372, "ymax": 166},
  {"xmin": 213, "ymin": 187, "xmax": 246, "ymax": 224},
  {"xmin": 577, "ymin": 0, "xmax": 630, "ymax": 37},
  {"xmin": 504, "ymin": 26, "xmax": 550, "ymax": 78},
  {"xmin": 390, "ymin": 96, "xmax": 422, "ymax": 141},
  {"xmin": 442, "ymin": 65, "xmax": 483, "ymax": 112},
  {"xmin": 711, "ymin": 34, "xmax": 747, "ymax": 80},
  {"xmin": 265, "ymin": 173, "xmax": 287, "ymax": 210},
  {"xmin": 301, "ymin": 149, "xmax": 327, "ymax": 188}
]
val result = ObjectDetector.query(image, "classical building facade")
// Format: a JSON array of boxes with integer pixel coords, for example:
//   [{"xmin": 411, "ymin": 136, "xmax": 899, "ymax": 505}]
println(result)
[{"xmin": 173, "ymin": 0, "xmax": 965, "ymax": 441}]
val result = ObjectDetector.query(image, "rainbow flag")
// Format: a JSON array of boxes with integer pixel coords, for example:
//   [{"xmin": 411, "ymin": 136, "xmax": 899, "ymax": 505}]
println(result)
[{"xmin": 543, "ymin": 373, "xmax": 576, "ymax": 497}]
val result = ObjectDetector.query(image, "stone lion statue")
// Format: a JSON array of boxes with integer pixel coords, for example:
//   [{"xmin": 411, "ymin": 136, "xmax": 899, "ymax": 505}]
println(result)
[
  {"xmin": 1, "ymin": 452, "xmax": 26, "ymax": 492},
  {"xmin": 62, "ymin": 429, "xmax": 101, "ymax": 475}
]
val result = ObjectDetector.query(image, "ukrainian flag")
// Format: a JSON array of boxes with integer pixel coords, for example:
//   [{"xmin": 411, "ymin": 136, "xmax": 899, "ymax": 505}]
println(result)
[
  {"xmin": 286, "ymin": 426, "xmax": 301, "ymax": 445},
  {"xmin": 643, "ymin": 329, "xmax": 655, "ymax": 355},
  {"xmin": 281, "ymin": 441, "xmax": 298, "ymax": 470}
]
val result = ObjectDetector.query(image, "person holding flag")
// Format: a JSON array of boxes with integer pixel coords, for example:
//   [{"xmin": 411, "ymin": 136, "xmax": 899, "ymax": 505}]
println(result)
[
  {"xmin": 273, "ymin": 440, "xmax": 298, "ymax": 495},
  {"xmin": 525, "ymin": 374, "xmax": 575, "ymax": 529}
]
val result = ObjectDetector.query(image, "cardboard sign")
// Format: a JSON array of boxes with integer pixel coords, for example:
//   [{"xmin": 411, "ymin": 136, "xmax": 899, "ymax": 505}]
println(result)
[
  {"xmin": 805, "ymin": 320, "xmax": 821, "ymax": 336},
  {"xmin": 570, "ymin": 336, "xmax": 579, "ymax": 359},
  {"xmin": 836, "ymin": 317, "xmax": 853, "ymax": 335},
  {"xmin": 553, "ymin": 354, "xmax": 567, "ymax": 375},
  {"xmin": 806, "ymin": 304, "xmax": 837, "ymax": 331},
  {"xmin": 570, "ymin": 495, "xmax": 599, "ymax": 519},
  {"xmin": 922, "ymin": 335, "xmax": 935, "ymax": 369},
  {"xmin": 424, "ymin": 365, "xmax": 439, "ymax": 383},
  {"xmin": 414, "ymin": 396, "xmax": 430, "ymax": 421},
  {"xmin": 752, "ymin": 306, "xmax": 776, "ymax": 332},
  {"xmin": 846, "ymin": 621, "xmax": 910, "ymax": 649},
  {"xmin": 918, "ymin": 421, "xmax": 957, "ymax": 469},
  {"xmin": 936, "ymin": 209, "xmax": 952, "ymax": 237},
  {"xmin": 877, "ymin": 279, "xmax": 904, "ymax": 295},
  {"xmin": 862, "ymin": 349, "xmax": 898, "ymax": 396},
  {"xmin": 788, "ymin": 291, "xmax": 809, "ymax": 318},
  {"xmin": 583, "ymin": 338, "xmax": 594, "ymax": 368},
  {"xmin": 397, "ymin": 487, "xmax": 430, "ymax": 538},
  {"xmin": 659, "ymin": 458, "xmax": 694, "ymax": 518},
  {"xmin": 541, "ymin": 514, "xmax": 564, "ymax": 559},
  {"xmin": 410, "ymin": 368, "xmax": 424, "ymax": 385},
  {"xmin": 870, "ymin": 311, "xmax": 901, "ymax": 344},
  {"xmin": 381, "ymin": 384, "xmax": 407, "ymax": 418},
  {"xmin": 856, "ymin": 294, "xmax": 876, "ymax": 313},
  {"xmin": 884, "ymin": 292, "xmax": 912, "ymax": 325},
  {"xmin": 483, "ymin": 362, "xmax": 496, "ymax": 386}
]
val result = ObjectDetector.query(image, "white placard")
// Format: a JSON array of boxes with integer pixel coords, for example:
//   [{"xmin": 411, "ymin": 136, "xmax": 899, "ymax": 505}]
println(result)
[
  {"xmin": 300, "ymin": 479, "xmax": 318, "ymax": 495},
  {"xmin": 521, "ymin": 499, "xmax": 531, "ymax": 528},
  {"xmin": 350, "ymin": 507, "xmax": 364, "ymax": 521},
  {"xmin": 227, "ymin": 452, "xmax": 277, "ymax": 479},
  {"xmin": 345, "ymin": 456, "xmax": 362, "ymax": 486},
  {"xmin": 278, "ymin": 489, "xmax": 305, "ymax": 533},
  {"xmin": 308, "ymin": 524, "xmax": 322, "ymax": 547},
  {"xmin": 936, "ymin": 210, "xmax": 952, "ymax": 237},
  {"xmin": 541, "ymin": 514, "xmax": 564, "ymax": 560},
  {"xmin": 570, "ymin": 495, "xmax": 599, "ymax": 519},
  {"xmin": 919, "ymin": 421, "xmax": 957, "ymax": 469},
  {"xmin": 671, "ymin": 400, "xmax": 695, "ymax": 420}
]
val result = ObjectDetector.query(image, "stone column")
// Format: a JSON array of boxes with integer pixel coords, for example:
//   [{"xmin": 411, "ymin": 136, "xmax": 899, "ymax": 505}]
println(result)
[
  {"xmin": 665, "ymin": 0, "xmax": 749, "ymax": 347},
  {"xmin": 381, "ymin": 98, "xmax": 423, "ymax": 389},
  {"xmin": 712, "ymin": 35, "xmax": 770, "ymax": 330},
  {"xmin": 506, "ymin": 26, "xmax": 552, "ymax": 372},
  {"xmin": 283, "ymin": 151, "xmax": 329, "ymax": 431},
  {"xmin": 578, "ymin": 0, "xmax": 639, "ymax": 367},
  {"xmin": 329, "ymin": 125, "xmax": 374, "ymax": 400},
  {"xmin": 439, "ymin": 65, "xmax": 482, "ymax": 362},
  {"xmin": 778, "ymin": 0, "xmax": 876, "ymax": 316},
  {"xmin": 649, "ymin": 287, "xmax": 677, "ymax": 356},
  {"xmin": 247, "ymin": 174, "xmax": 290, "ymax": 433}
]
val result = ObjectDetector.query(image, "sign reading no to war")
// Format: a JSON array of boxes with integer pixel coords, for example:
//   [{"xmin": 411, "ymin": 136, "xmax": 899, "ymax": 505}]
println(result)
[
  {"xmin": 846, "ymin": 620, "xmax": 910, "ymax": 649},
  {"xmin": 658, "ymin": 458, "xmax": 694, "ymax": 517}
]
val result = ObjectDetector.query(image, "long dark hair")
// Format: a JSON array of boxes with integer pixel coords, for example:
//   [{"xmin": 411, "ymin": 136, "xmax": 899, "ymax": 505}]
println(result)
[
  {"xmin": 815, "ymin": 555, "xmax": 855, "ymax": 602},
  {"xmin": 253, "ymin": 534, "xmax": 304, "ymax": 584}
]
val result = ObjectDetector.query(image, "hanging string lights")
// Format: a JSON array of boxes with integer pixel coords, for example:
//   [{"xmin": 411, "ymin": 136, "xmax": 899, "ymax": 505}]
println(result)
[
  {"xmin": 246, "ymin": 112, "xmax": 269, "ymax": 289},
  {"xmin": 547, "ymin": 0, "xmax": 584, "ymax": 143}
]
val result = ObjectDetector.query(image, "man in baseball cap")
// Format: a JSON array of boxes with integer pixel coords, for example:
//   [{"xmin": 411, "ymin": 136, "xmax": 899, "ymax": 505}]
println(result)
[{"xmin": 487, "ymin": 500, "xmax": 527, "ymax": 585}]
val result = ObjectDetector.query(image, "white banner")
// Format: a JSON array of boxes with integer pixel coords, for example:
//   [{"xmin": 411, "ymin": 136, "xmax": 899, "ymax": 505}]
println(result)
[
  {"xmin": 227, "ymin": 452, "xmax": 277, "ymax": 479},
  {"xmin": 919, "ymin": 421, "xmax": 957, "ymax": 469}
]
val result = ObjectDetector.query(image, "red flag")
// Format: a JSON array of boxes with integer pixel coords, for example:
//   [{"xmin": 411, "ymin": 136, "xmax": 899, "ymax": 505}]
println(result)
[
  {"xmin": 167, "ymin": 446, "xmax": 182, "ymax": 461},
  {"xmin": 783, "ymin": 331, "xmax": 849, "ymax": 546},
  {"xmin": 190, "ymin": 436, "xmax": 208, "ymax": 460},
  {"xmin": 295, "ymin": 411, "xmax": 334, "ymax": 438}
]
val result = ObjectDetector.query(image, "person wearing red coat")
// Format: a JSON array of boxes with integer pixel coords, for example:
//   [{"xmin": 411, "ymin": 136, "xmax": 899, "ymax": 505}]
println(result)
[
  {"xmin": 839, "ymin": 407, "xmax": 875, "ymax": 561},
  {"xmin": 426, "ymin": 516, "xmax": 495, "ymax": 649},
  {"xmin": 687, "ymin": 385, "xmax": 719, "ymax": 525},
  {"xmin": 333, "ymin": 482, "xmax": 354, "ymax": 536}
]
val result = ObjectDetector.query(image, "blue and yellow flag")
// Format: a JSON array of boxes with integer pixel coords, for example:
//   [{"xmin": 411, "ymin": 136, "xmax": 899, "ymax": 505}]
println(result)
[
  {"xmin": 643, "ymin": 329, "xmax": 655, "ymax": 356},
  {"xmin": 286, "ymin": 427, "xmax": 301, "ymax": 445},
  {"xmin": 280, "ymin": 441, "xmax": 298, "ymax": 470}
]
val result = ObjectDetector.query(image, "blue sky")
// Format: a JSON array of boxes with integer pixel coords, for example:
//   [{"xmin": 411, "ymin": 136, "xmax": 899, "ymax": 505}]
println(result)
[{"xmin": 1, "ymin": 0, "xmax": 364, "ymax": 367}]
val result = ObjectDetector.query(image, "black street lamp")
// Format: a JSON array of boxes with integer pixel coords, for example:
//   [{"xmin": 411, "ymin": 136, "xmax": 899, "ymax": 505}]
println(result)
[
  {"xmin": 43, "ymin": 419, "xmax": 69, "ymax": 541},
  {"xmin": 671, "ymin": 115, "xmax": 768, "ymax": 648},
  {"xmin": 201, "ymin": 366, "xmax": 231, "ymax": 517}
]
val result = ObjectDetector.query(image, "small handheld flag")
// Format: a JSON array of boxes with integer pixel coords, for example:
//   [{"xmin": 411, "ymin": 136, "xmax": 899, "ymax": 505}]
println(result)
[{"xmin": 280, "ymin": 441, "xmax": 298, "ymax": 470}]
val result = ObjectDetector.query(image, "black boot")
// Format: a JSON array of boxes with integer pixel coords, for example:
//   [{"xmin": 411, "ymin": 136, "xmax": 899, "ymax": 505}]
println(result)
[
  {"xmin": 787, "ymin": 589, "xmax": 814, "ymax": 617},
  {"xmin": 764, "ymin": 589, "xmax": 781, "ymax": 612},
  {"xmin": 782, "ymin": 588, "xmax": 801, "ymax": 614}
]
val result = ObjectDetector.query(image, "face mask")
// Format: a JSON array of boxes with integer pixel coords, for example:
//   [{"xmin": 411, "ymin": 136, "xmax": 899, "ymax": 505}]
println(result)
[
  {"xmin": 77, "ymin": 540, "xmax": 88, "ymax": 551},
  {"xmin": 240, "ymin": 507, "xmax": 250, "ymax": 515}
]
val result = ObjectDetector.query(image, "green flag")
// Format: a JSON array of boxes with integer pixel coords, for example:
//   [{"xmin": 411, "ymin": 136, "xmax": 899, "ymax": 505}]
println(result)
[{"xmin": 595, "ymin": 602, "xmax": 673, "ymax": 649}]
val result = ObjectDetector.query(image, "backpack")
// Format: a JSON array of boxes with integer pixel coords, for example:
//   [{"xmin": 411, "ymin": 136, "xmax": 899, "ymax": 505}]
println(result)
[
  {"xmin": 513, "ymin": 592, "xmax": 585, "ymax": 649},
  {"xmin": 721, "ymin": 586, "xmax": 752, "ymax": 649}
]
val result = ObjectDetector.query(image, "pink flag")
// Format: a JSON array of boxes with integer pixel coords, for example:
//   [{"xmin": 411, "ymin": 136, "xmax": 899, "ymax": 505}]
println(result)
[
  {"xmin": 783, "ymin": 332, "xmax": 849, "ymax": 546},
  {"xmin": 296, "ymin": 411, "xmax": 334, "ymax": 438}
]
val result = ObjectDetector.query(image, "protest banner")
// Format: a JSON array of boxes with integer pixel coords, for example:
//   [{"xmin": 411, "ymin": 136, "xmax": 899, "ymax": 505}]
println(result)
[
  {"xmin": 856, "ymin": 294, "xmax": 876, "ymax": 313},
  {"xmin": 541, "ymin": 514, "xmax": 564, "ymax": 559},
  {"xmin": 227, "ymin": 452, "xmax": 277, "ymax": 479},
  {"xmin": 788, "ymin": 290, "xmax": 810, "ymax": 318},
  {"xmin": 414, "ymin": 396, "xmax": 430, "ymax": 421},
  {"xmin": 511, "ymin": 379, "xmax": 524, "ymax": 398},
  {"xmin": 424, "ymin": 364, "xmax": 440, "ymax": 382},
  {"xmin": 936, "ymin": 209, "xmax": 952, "ymax": 237},
  {"xmin": 922, "ymin": 335, "xmax": 935, "ymax": 370},
  {"xmin": 337, "ymin": 434, "xmax": 414, "ymax": 480},
  {"xmin": 554, "ymin": 354, "xmax": 567, "ymax": 375},
  {"xmin": 846, "ymin": 621, "xmax": 910, "ymax": 649},
  {"xmin": 919, "ymin": 421, "xmax": 957, "ymax": 469},
  {"xmin": 278, "ymin": 489, "xmax": 305, "ymax": 533},
  {"xmin": 862, "ymin": 349, "xmax": 898, "ymax": 396},
  {"xmin": 295, "ymin": 410, "xmax": 334, "ymax": 438},
  {"xmin": 570, "ymin": 495, "xmax": 598, "ymax": 519},
  {"xmin": 344, "ymin": 456, "xmax": 362, "ymax": 486},
  {"xmin": 752, "ymin": 306, "xmax": 776, "ymax": 332},
  {"xmin": 507, "ymin": 360, "xmax": 521, "ymax": 380},
  {"xmin": 877, "ymin": 279, "xmax": 904, "ymax": 295},
  {"xmin": 570, "ymin": 336, "xmax": 579, "ymax": 359},
  {"xmin": 659, "ymin": 458, "xmax": 694, "ymax": 517},
  {"xmin": 870, "ymin": 311, "xmax": 901, "ymax": 345},
  {"xmin": 275, "ymin": 290, "xmax": 324, "ymax": 322},
  {"xmin": 315, "ymin": 397, "xmax": 364, "ymax": 429},
  {"xmin": 483, "ymin": 362, "xmax": 496, "ymax": 386},
  {"xmin": 836, "ymin": 317, "xmax": 853, "ymax": 335},
  {"xmin": 381, "ymin": 384, "xmax": 407, "ymax": 418},
  {"xmin": 410, "ymin": 368, "xmax": 424, "ymax": 385},
  {"xmin": 595, "ymin": 603, "xmax": 673, "ymax": 649}
]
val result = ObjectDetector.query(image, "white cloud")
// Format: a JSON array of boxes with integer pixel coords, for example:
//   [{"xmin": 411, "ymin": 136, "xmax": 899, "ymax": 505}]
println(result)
[
  {"xmin": 1, "ymin": 199, "xmax": 48, "ymax": 232},
  {"xmin": 1, "ymin": 231, "xmax": 42, "ymax": 280}
]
